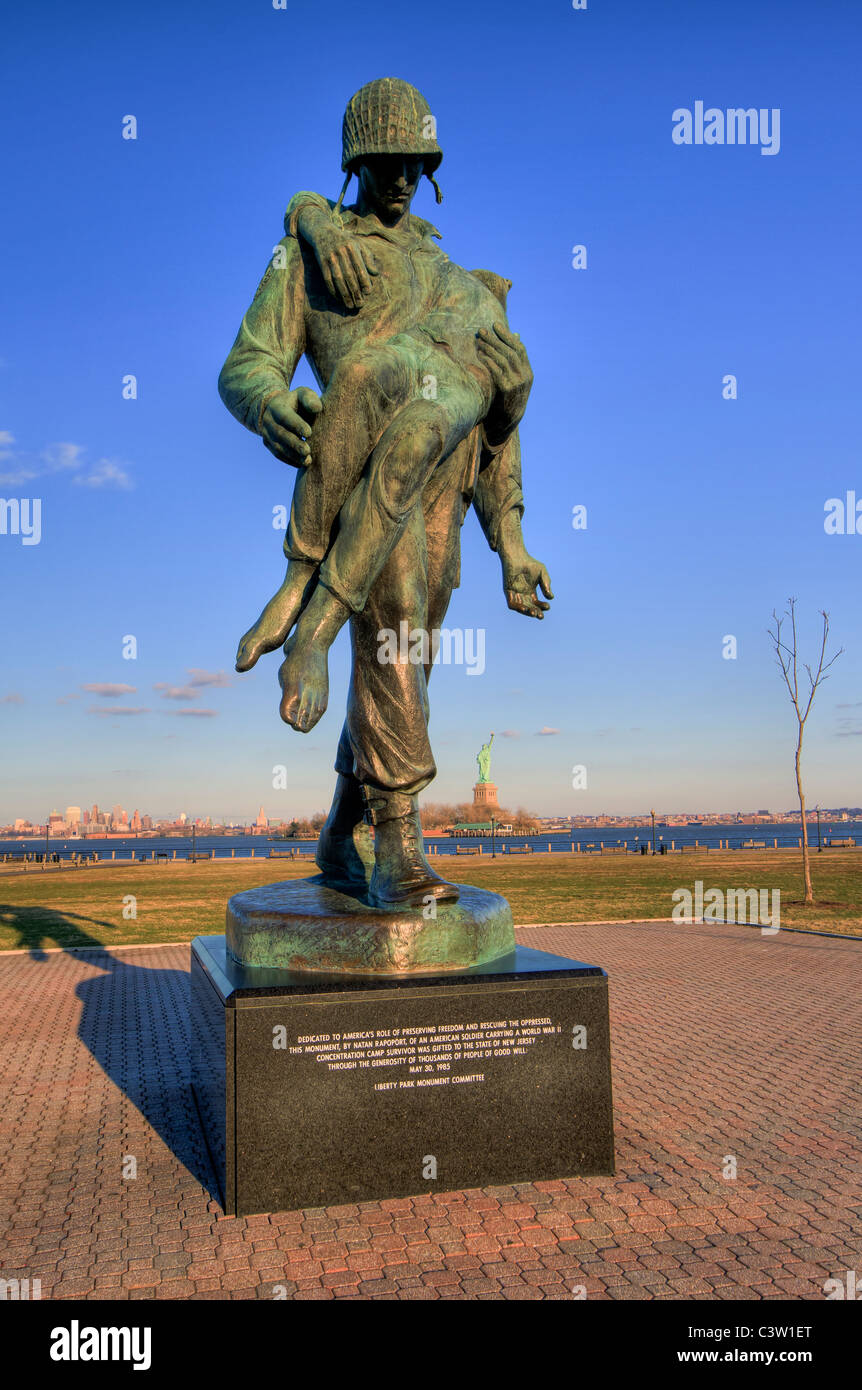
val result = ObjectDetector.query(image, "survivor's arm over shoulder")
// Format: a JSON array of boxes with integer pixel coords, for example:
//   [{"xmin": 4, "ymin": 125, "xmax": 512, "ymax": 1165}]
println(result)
[{"xmin": 285, "ymin": 190, "xmax": 379, "ymax": 311}]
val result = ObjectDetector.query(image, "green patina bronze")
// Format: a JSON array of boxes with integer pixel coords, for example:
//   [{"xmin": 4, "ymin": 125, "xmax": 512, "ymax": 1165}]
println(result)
[
  {"xmin": 477, "ymin": 733, "xmax": 495, "ymax": 784},
  {"xmin": 218, "ymin": 77, "xmax": 552, "ymax": 970},
  {"xmin": 226, "ymin": 878, "xmax": 515, "ymax": 975}
]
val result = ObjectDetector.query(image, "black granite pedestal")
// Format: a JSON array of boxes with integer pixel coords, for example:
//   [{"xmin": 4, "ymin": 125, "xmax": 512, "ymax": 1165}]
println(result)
[{"xmin": 190, "ymin": 935, "xmax": 615, "ymax": 1217}]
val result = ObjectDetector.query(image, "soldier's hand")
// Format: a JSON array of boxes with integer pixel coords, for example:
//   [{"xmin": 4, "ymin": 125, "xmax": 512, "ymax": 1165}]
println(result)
[
  {"xmin": 304, "ymin": 218, "xmax": 380, "ymax": 311},
  {"xmin": 501, "ymin": 547, "xmax": 553, "ymax": 620},
  {"xmin": 261, "ymin": 388, "xmax": 323, "ymax": 467},
  {"xmin": 477, "ymin": 322, "xmax": 534, "ymax": 444}
]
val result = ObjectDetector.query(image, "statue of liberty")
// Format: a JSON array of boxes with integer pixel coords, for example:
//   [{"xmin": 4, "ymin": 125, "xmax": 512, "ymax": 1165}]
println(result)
[{"xmin": 476, "ymin": 733, "xmax": 494, "ymax": 784}]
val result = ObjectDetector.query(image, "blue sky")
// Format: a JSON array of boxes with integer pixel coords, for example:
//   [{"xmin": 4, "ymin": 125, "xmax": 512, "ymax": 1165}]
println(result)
[{"xmin": 1, "ymin": 0, "xmax": 859, "ymax": 823}]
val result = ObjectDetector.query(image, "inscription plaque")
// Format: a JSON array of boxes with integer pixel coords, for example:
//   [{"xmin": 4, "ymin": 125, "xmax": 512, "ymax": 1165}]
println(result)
[{"xmin": 190, "ymin": 935, "xmax": 615, "ymax": 1216}]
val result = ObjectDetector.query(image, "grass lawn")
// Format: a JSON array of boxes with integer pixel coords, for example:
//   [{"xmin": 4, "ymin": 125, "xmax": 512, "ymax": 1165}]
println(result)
[{"xmin": 0, "ymin": 849, "xmax": 859, "ymax": 952}]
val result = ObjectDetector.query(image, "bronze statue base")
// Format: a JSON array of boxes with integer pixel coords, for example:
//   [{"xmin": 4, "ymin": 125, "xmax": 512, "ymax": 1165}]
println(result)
[
  {"xmin": 226, "ymin": 876, "xmax": 515, "ymax": 974},
  {"xmin": 191, "ymin": 934, "xmax": 614, "ymax": 1215}
]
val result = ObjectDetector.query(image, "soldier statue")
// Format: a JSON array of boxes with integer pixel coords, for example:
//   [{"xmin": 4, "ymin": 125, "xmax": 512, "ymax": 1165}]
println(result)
[{"xmin": 219, "ymin": 77, "xmax": 552, "ymax": 926}]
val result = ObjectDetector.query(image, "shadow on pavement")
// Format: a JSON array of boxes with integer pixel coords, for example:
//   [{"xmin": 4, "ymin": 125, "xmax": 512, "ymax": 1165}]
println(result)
[{"xmin": 0, "ymin": 902, "xmax": 217, "ymax": 1197}]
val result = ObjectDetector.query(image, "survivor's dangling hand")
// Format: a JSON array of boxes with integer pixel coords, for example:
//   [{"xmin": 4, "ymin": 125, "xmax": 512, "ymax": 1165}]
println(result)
[{"xmin": 502, "ymin": 549, "xmax": 554, "ymax": 619}]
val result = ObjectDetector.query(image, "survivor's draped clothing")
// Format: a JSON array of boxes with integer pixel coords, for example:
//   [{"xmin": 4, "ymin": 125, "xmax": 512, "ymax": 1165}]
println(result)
[{"xmin": 218, "ymin": 196, "xmax": 526, "ymax": 792}]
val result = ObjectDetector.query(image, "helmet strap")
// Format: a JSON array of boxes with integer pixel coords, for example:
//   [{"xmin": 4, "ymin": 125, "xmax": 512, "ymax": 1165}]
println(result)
[
  {"xmin": 427, "ymin": 172, "xmax": 443, "ymax": 205},
  {"xmin": 332, "ymin": 170, "xmax": 352, "ymax": 225}
]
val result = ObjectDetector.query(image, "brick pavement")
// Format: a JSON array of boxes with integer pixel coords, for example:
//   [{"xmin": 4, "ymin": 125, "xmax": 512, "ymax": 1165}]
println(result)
[{"xmin": 0, "ymin": 921, "xmax": 859, "ymax": 1300}]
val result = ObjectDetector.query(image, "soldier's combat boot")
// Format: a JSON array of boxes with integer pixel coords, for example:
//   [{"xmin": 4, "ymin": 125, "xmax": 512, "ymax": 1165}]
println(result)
[
  {"xmin": 363, "ymin": 789, "xmax": 459, "ymax": 909},
  {"xmin": 315, "ymin": 772, "xmax": 375, "ymax": 895}
]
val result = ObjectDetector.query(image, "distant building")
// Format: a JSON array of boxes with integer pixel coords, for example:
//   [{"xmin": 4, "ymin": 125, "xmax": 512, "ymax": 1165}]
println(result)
[
  {"xmin": 255, "ymin": 806, "xmax": 268, "ymax": 829},
  {"xmin": 449, "ymin": 821, "xmax": 513, "ymax": 837},
  {"xmin": 65, "ymin": 806, "xmax": 82, "ymax": 827}
]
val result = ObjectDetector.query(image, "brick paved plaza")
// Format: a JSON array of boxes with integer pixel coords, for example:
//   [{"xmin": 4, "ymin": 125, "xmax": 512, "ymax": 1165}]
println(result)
[{"xmin": 1, "ymin": 921, "xmax": 859, "ymax": 1300}]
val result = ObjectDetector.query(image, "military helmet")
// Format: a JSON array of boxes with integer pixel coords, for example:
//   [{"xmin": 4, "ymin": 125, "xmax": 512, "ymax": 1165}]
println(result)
[{"xmin": 341, "ymin": 77, "xmax": 442, "ymax": 177}]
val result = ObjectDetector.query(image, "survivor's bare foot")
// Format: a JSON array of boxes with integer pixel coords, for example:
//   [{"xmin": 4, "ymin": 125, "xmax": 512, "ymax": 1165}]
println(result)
[
  {"xmin": 235, "ymin": 561, "xmax": 316, "ymax": 672},
  {"xmin": 278, "ymin": 635, "xmax": 330, "ymax": 731}
]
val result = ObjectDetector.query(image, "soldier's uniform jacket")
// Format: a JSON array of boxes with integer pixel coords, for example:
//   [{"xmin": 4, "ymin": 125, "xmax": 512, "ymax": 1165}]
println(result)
[{"xmin": 218, "ymin": 191, "xmax": 525, "ymax": 556}]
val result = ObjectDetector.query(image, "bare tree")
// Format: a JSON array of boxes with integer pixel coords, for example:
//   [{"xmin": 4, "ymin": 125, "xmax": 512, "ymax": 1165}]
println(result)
[{"xmin": 768, "ymin": 599, "xmax": 843, "ymax": 904}]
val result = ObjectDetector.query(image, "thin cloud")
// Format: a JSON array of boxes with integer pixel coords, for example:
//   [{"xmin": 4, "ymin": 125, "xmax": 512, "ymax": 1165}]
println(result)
[
  {"xmin": 0, "ymin": 437, "xmax": 134, "ymax": 489},
  {"xmin": 88, "ymin": 706, "xmax": 149, "ymax": 717},
  {"xmin": 73, "ymin": 459, "xmax": 133, "ymax": 490},
  {"xmin": 81, "ymin": 683, "xmax": 137, "ymax": 698},
  {"xmin": 42, "ymin": 441, "xmax": 85, "ymax": 472},
  {"xmin": 836, "ymin": 719, "xmax": 862, "ymax": 737},
  {"xmin": 187, "ymin": 669, "xmax": 232, "ymax": 688},
  {"xmin": 0, "ymin": 471, "xmax": 37, "ymax": 487},
  {"xmin": 0, "ymin": 431, "xmax": 29, "ymax": 486},
  {"xmin": 153, "ymin": 684, "xmax": 198, "ymax": 701},
  {"xmin": 153, "ymin": 669, "xmax": 231, "ymax": 702},
  {"xmin": 170, "ymin": 708, "xmax": 218, "ymax": 718},
  {"xmin": 535, "ymin": 726, "xmax": 560, "ymax": 736},
  {"xmin": 1, "ymin": 692, "xmax": 24, "ymax": 705},
  {"xmin": 0, "ymin": 437, "xmax": 36, "ymax": 483},
  {"xmin": 500, "ymin": 729, "xmax": 521, "ymax": 738}
]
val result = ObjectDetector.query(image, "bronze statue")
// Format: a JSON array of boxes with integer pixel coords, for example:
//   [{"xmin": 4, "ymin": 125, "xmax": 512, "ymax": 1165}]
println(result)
[{"xmin": 219, "ymin": 78, "xmax": 552, "ymax": 966}]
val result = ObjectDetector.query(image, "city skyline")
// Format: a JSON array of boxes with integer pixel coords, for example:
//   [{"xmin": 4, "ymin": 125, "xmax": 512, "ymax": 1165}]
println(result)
[{"xmin": 4, "ymin": 798, "xmax": 859, "ymax": 838}]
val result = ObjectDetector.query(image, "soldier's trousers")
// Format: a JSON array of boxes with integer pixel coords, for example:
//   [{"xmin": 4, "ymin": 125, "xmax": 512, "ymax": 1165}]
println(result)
[{"xmin": 333, "ymin": 436, "xmax": 475, "ymax": 797}]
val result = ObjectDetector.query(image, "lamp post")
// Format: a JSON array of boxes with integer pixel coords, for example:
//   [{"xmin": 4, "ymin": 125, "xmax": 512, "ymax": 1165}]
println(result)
[
  {"xmin": 191, "ymin": 819, "xmax": 196, "ymax": 862},
  {"xmin": 45, "ymin": 814, "xmax": 49, "ymax": 870},
  {"xmin": 650, "ymin": 808, "xmax": 656, "ymax": 856},
  {"xmin": 491, "ymin": 816, "xmax": 497, "ymax": 859},
  {"xmin": 816, "ymin": 804, "xmax": 822, "ymax": 852}
]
